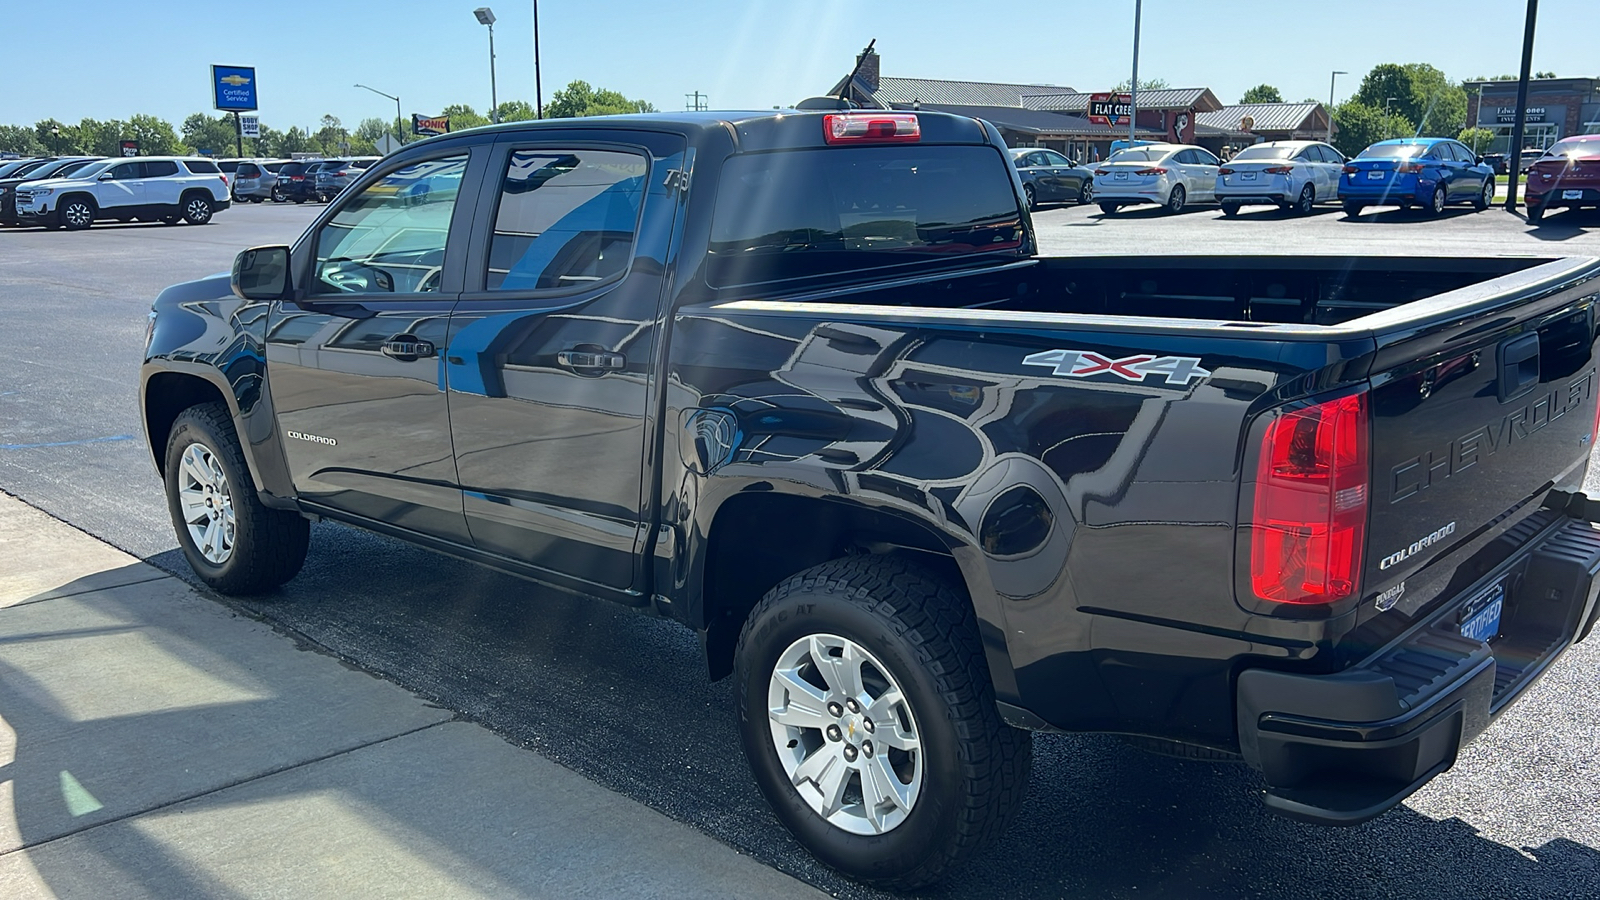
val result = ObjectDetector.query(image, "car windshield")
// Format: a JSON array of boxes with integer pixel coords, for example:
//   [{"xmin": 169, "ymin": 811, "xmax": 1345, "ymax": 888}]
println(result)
[
  {"xmin": 1231, "ymin": 146, "xmax": 1296, "ymax": 160},
  {"xmin": 0, "ymin": 160, "xmax": 39, "ymax": 178},
  {"xmin": 61, "ymin": 160, "xmax": 114, "ymax": 179},
  {"xmin": 1359, "ymin": 143, "xmax": 1429, "ymax": 159},
  {"xmin": 1106, "ymin": 148, "xmax": 1165, "ymax": 163},
  {"xmin": 50, "ymin": 160, "xmax": 99, "ymax": 178}
]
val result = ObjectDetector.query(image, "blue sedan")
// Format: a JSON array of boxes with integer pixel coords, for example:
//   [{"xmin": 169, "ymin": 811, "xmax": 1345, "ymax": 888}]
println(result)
[{"xmin": 1338, "ymin": 138, "xmax": 1496, "ymax": 217}]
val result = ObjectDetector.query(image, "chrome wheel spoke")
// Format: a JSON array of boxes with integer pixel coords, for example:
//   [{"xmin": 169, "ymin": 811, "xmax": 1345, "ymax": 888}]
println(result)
[
  {"xmin": 794, "ymin": 746, "xmax": 851, "ymax": 817},
  {"xmin": 770, "ymin": 668, "xmax": 832, "ymax": 729},
  {"xmin": 810, "ymin": 635, "xmax": 866, "ymax": 701},
  {"xmin": 861, "ymin": 754, "xmax": 913, "ymax": 833}
]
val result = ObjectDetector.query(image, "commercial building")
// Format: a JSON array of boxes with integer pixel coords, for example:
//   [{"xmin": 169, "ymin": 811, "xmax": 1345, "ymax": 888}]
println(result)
[{"xmin": 1464, "ymin": 78, "xmax": 1600, "ymax": 153}]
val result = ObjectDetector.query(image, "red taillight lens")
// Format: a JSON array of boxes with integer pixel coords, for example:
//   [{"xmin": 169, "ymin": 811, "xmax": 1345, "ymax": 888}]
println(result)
[
  {"xmin": 1094, "ymin": 168, "xmax": 1109, "ymax": 176},
  {"xmin": 1218, "ymin": 166, "xmax": 1235, "ymax": 175},
  {"xmin": 1342, "ymin": 165, "xmax": 1359, "ymax": 174},
  {"xmin": 1398, "ymin": 162, "xmax": 1424, "ymax": 174},
  {"xmin": 822, "ymin": 113, "xmax": 920, "ymax": 144},
  {"xmin": 1134, "ymin": 167, "xmax": 1168, "ymax": 175},
  {"xmin": 1250, "ymin": 391, "xmax": 1369, "ymax": 605},
  {"xmin": 1263, "ymin": 165, "xmax": 1294, "ymax": 174},
  {"xmin": 220, "ymin": 174, "xmax": 229, "ymax": 184}
]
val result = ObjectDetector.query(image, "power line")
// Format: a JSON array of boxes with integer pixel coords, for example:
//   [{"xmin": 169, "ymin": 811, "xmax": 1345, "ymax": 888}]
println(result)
[{"xmin": 685, "ymin": 91, "xmax": 709, "ymax": 111}]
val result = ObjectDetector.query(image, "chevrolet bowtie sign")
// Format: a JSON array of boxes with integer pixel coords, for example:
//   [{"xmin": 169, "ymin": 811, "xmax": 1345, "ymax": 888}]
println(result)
[
  {"xmin": 1087, "ymin": 93, "xmax": 1132, "ymax": 127},
  {"xmin": 212, "ymin": 65, "xmax": 258, "ymax": 112}
]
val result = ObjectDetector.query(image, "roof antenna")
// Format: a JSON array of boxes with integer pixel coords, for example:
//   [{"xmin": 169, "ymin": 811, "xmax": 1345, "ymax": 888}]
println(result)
[{"xmin": 836, "ymin": 38, "xmax": 877, "ymax": 104}]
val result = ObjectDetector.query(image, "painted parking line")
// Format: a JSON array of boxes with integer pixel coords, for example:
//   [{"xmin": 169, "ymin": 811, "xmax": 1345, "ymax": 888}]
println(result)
[{"xmin": 0, "ymin": 435, "xmax": 137, "ymax": 451}]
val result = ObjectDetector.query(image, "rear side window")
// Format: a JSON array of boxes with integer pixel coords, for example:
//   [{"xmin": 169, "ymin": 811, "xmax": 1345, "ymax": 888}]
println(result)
[
  {"xmin": 263, "ymin": 162, "xmax": 285, "ymax": 173},
  {"xmin": 145, "ymin": 160, "xmax": 180, "ymax": 177},
  {"xmin": 486, "ymin": 148, "xmax": 647, "ymax": 292},
  {"xmin": 218, "ymin": 161, "xmax": 239, "ymax": 173},
  {"xmin": 708, "ymin": 145, "xmax": 1024, "ymax": 289},
  {"xmin": 237, "ymin": 163, "xmax": 260, "ymax": 178},
  {"xmin": 185, "ymin": 159, "xmax": 221, "ymax": 174}
]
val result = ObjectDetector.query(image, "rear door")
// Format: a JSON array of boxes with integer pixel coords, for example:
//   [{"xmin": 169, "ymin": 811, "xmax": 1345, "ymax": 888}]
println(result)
[
  {"xmin": 265, "ymin": 148, "xmax": 481, "ymax": 541},
  {"xmin": 444, "ymin": 130, "xmax": 685, "ymax": 596}
]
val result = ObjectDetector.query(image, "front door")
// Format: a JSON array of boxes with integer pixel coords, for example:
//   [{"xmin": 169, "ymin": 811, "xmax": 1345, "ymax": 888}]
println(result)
[
  {"xmin": 445, "ymin": 132, "xmax": 684, "ymax": 596},
  {"xmin": 96, "ymin": 160, "xmax": 146, "ymax": 212},
  {"xmin": 266, "ymin": 150, "xmax": 479, "ymax": 542}
]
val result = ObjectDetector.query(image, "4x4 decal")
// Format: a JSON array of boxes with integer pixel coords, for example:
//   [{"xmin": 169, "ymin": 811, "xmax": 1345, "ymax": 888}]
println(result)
[{"xmin": 1022, "ymin": 349, "xmax": 1212, "ymax": 386}]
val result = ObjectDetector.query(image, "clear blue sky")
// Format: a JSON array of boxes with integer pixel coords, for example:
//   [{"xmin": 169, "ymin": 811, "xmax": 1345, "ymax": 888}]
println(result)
[{"xmin": 4, "ymin": 0, "xmax": 1596, "ymax": 132}]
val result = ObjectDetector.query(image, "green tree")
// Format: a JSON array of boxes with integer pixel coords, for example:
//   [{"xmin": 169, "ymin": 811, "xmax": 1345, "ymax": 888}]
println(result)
[
  {"xmin": 35, "ymin": 119, "xmax": 83, "ymax": 154},
  {"xmin": 312, "ymin": 114, "xmax": 348, "ymax": 154},
  {"xmin": 123, "ymin": 114, "xmax": 184, "ymax": 155},
  {"xmin": 1457, "ymin": 127, "xmax": 1495, "ymax": 154},
  {"xmin": 545, "ymin": 81, "xmax": 657, "ymax": 118},
  {"xmin": 438, "ymin": 104, "xmax": 491, "ymax": 130},
  {"xmin": 1240, "ymin": 84, "xmax": 1283, "ymax": 104},
  {"xmin": 263, "ymin": 126, "xmax": 315, "ymax": 157},
  {"xmin": 494, "ymin": 100, "xmax": 538, "ymax": 122},
  {"xmin": 182, "ymin": 113, "xmax": 240, "ymax": 157},
  {"xmin": 71, "ymin": 119, "xmax": 128, "ymax": 157},
  {"xmin": 1, "ymin": 124, "xmax": 48, "ymax": 155},
  {"xmin": 1331, "ymin": 100, "xmax": 1414, "ymax": 157},
  {"xmin": 1354, "ymin": 63, "xmax": 1467, "ymax": 137},
  {"xmin": 1111, "ymin": 77, "xmax": 1170, "ymax": 93}
]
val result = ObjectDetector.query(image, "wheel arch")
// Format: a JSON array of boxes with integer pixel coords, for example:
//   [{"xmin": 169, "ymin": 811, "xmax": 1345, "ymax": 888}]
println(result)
[{"xmin": 141, "ymin": 364, "xmax": 295, "ymax": 506}]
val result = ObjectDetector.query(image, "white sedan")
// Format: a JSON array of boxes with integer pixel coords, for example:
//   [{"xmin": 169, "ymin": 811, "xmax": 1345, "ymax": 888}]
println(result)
[
  {"xmin": 1093, "ymin": 143, "xmax": 1221, "ymax": 214},
  {"xmin": 1214, "ymin": 140, "xmax": 1347, "ymax": 216}
]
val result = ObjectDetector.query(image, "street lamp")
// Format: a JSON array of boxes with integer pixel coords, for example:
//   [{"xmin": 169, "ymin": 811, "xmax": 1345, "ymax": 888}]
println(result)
[
  {"xmin": 354, "ymin": 83, "xmax": 404, "ymax": 147},
  {"xmin": 1127, "ymin": 0, "xmax": 1142, "ymax": 146},
  {"xmin": 1326, "ymin": 70, "xmax": 1347, "ymax": 143},
  {"xmin": 1384, "ymin": 97, "xmax": 1398, "ymax": 138},
  {"xmin": 532, "ymin": 0, "xmax": 543, "ymax": 118},
  {"xmin": 50, "ymin": 124, "xmax": 62, "ymax": 154},
  {"xmin": 474, "ymin": 7, "xmax": 499, "ymax": 124}
]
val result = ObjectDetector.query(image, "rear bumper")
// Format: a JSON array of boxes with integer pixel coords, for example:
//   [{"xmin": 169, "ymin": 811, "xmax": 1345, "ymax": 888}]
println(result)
[
  {"xmin": 1237, "ymin": 515, "xmax": 1600, "ymax": 826},
  {"xmin": 1528, "ymin": 186, "xmax": 1600, "ymax": 208},
  {"xmin": 1216, "ymin": 193, "xmax": 1288, "ymax": 205}
]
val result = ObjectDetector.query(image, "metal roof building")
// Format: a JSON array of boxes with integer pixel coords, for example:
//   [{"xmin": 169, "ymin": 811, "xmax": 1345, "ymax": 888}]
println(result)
[{"xmin": 1195, "ymin": 103, "xmax": 1331, "ymax": 141}]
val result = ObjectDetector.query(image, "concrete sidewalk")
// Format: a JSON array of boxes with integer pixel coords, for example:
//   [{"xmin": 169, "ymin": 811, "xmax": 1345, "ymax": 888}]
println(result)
[{"xmin": 0, "ymin": 492, "xmax": 825, "ymax": 899}]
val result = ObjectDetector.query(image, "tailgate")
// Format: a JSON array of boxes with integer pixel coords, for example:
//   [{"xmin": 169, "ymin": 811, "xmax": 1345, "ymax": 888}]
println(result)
[{"xmin": 1363, "ymin": 259, "xmax": 1600, "ymax": 615}]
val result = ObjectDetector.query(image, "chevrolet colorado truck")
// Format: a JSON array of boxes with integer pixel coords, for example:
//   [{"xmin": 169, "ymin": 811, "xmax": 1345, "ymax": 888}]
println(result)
[{"xmin": 141, "ymin": 110, "xmax": 1600, "ymax": 889}]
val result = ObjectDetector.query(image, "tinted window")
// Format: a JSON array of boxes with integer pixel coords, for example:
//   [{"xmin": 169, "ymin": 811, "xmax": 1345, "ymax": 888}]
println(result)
[
  {"xmin": 312, "ymin": 154, "xmax": 469, "ymax": 295},
  {"xmin": 218, "ymin": 161, "xmax": 239, "ymax": 173},
  {"xmin": 1106, "ymin": 148, "xmax": 1165, "ymax": 163},
  {"xmin": 144, "ymin": 160, "xmax": 180, "ymax": 177},
  {"xmin": 487, "ymin": 148, "xmax": 646, "ymax": 292},
  {"xmin": 47, "ymin": 160, "xmax": 97, "ymax": 179},
  {"xmin": 1193, "ymin": 149, "xmax": 1220, "ymax": 166},
  {"xmin": 1453, "ymin": 143, "xmax": 1477, "ymax": 162},
  {"xmin": 1359, "ymin": 143, "xmax": 1427, "ymax": 159},
  {"xmin": 108, "ymin": 162, "xmax": 140, "ymax": 180},
  {"xmin": 279, "ymin": 162, "xmax": 308, "ymax": 176},
  {"xmin": 0, "ymin": 160, "xmax": 39, "ymax": 178},
  {"xmin": 185, "ymin": 159, "xmax": 221, "ymax": 174},
  {"xmin": 1043, "ymin": 150, "xmax": 1073, "ymax": 167},
  {"xmin": 708, "ymin": 145, "xmax": 1024, "ymax": 289},
  {"xmin": 263, "ymin": 161, "xmax": 286, "ymax": 173},
  {"xmin": 13, "ymin": 160, "xmax": 52, "ymax": 177},
  {"xmin": 352, "ymin": 159, "xmax": 377, "ymax": 169},
  {"xmin": 236, "ymin": 163, "xmax": 261, "ymax": 178}
]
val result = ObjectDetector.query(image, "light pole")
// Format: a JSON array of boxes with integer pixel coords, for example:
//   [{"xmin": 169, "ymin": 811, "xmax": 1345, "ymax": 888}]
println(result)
[
  {"xmin": 1505, "ymin": 0, "xmax": 1539, "ymax": 210},
  {"xmin": 1128, "ymin": 0, "xmax": 1142, "ymax": 146},
  {"xmin": 532, "ymin": 0, "xmax": 543, "ymax": 118},
  {"xmin": 474, "ymin": 7, "xmax": 499, "ymax": 124},
  {"xmin": 1326, "ymin": 70, "xmax": 1346, "ymax": 143},
  {"xmin": 354, "ymin": 83, "xmax": 404, "ymax": 147},
  {"xmin": 1384, "ymin": 97, "xmax": 1398, "ymax": 138},
  {"xmin": 50, "ymin": 124, "xmax": 62, "ymax": 154}
]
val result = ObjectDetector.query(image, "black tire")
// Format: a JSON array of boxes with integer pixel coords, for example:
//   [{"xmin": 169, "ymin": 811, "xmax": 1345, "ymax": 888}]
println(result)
[
  {"xmin": 293, "ymin": 198, "xmax": 306, "ymax": 204},
  {"xmin": 1427, "ymin": 184, "xmax": 1447, "ymax": 216},
  {"xmin": 182, "ymin": 193, "xmax": 214, "ymax": 225},
  {"xmin": 1023, "ymin": 183, "xmax": 1037, "ymax": 211},
  {"xmin": 1165, "ymin": 184, "xmax": 1186, "ymax": 214},
  {"xmin": 163, "ymin": 402, "xmax": 309, "ymax": 594},
  {"xmin": 1527, "ymin": 203, "xmax": 1545, "ymax": 224},
  {"xmin": 1078, "ymin": 180, "xmax": 1094, "ymax": 204},
  {"xmin": 1294, "ymin": 183, "xmax": 1315, "ymax": 215},
  {"xmin": 271, "ymin": 187, "xmax": 285, "ymax": 202},
  {"xmin": 1099, "ymin": 202, "xmax": 1118, "ymax": 215},
  {"xmin": 735, "ymin": 556, "xmax": 1032, "ymax": 891},
  {"xmin": 59, "ymin": 196, "xmax": 95, "ymax": 231},
  {"xmin": 1342, "ymin": 202, "xmax": 1364, "ymax": 218},
  {"xmin": 1473, "ymin": 178, "xmax": 1494, "ymax": 211},
  {"xmin": 1220, "ymin": 203, "xmax": 1240, "ymax": 217}
]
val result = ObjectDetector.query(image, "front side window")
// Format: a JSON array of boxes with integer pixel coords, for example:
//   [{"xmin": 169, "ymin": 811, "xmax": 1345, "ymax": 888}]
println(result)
[
  {"xmin": 107, "ymin": 162, "xmax": 140, "ymax": 180},
  {"xmin": 1043, "ymin": 150, "xmax": 1072, "ymax": 167},
  {"xmin": 312, "ymin": 153, "xmax": 469, "ymax": 295},
  {"xmin": 486, "ymin": 148, "xmax": 647, "ymax": 292}
]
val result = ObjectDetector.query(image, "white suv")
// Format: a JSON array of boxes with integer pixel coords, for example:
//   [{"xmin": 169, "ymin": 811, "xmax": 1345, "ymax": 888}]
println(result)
[{"xmin": 16, "ymin": 157, "xmax": 231, "ymax": 230}]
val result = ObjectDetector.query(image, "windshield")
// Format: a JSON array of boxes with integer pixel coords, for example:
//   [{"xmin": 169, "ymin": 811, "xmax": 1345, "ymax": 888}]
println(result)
[
  {"xmin": 1231, "ymin": 145, "xmax": 1295, "ymax": 160},
  {"xmin": 1359, "ymin": 143, "xmax": 1428, "ymax": 159},
  {"xmin": 1106, "ymin": 148, "xmax": 1166, "ymax": 163},
  {"xmin": 38, "ymin": 159, "xmax": 96, "ymax": 179},
  {"xmin": 708, "ymin": 145, "xmax": 1024, "ymax": 288},
  {"xmin": 49, "ymin": 159, "xmax": 112, "ymax": 180},
  {"xmin": 0, "ymin": 160, "xmax": 40, "ymax": 178}
]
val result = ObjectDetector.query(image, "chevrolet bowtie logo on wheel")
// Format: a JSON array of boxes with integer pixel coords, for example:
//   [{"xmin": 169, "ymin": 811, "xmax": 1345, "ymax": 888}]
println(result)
[{"xmin": 1022, "ymin": 348, "xmax": 1212, "ymax": 385}]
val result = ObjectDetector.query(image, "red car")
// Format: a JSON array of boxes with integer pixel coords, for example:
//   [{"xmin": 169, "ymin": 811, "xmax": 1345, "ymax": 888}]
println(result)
[{"xmin": 1526, "ymin": 135, "xmax": 1600, "ymax": 223}]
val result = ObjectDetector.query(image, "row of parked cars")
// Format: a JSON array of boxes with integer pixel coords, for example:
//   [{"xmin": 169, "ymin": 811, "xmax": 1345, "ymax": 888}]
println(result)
[
  {"xmin": 1011, "ymin": 134, "xmax": 1600, "ymax": 223},
  {"xmin": 0, "ymin": 154, "xmax": 231, "ymax": 229},
  {"xmin": 212, "ymin": 156, "xmax": 380, "ymax": 204}
]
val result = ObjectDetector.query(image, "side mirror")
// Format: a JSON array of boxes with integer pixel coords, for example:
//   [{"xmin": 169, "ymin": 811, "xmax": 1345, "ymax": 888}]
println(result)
[
  {"xmin": 97, "ymin": 171, "xmax": 114, "ymax": 181},
  {"xmin": 1476, "ymin": 155, "xmax": 1486, "ymax": 166},
  {"xmin": 231, "ymin": 245, "xmax": 292, "ymax": 301}
]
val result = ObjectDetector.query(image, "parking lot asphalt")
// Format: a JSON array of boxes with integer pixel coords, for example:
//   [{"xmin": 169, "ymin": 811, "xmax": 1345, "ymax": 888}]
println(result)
[{"xmin": 3, "ymin": 201, "xmax": 1600, "ymax": 899}]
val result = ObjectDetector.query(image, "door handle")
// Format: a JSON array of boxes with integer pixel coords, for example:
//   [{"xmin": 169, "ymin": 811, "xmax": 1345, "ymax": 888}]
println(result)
[
  {"xmin": 556, "ymin": 346, "xmax": 626, "ymax": 373},
  {"xmin": 381, "ymin": 334, "xmax": 436, "ymax": 362}
]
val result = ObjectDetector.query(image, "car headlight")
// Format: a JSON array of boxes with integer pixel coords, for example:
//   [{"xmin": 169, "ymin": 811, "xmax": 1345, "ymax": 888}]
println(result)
[{"xmin": 29, "ymin": 187, "xmax": 54, "ymax": 197}]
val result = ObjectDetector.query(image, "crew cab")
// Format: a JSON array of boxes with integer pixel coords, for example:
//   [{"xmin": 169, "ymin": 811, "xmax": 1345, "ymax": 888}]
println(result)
[
  {"xmin": 19, "ymin": 156, "xmax": 230, "ymax": 229},
  {"xmin": 140, "ymin": 110, "xmax": 1600, "ymax": 890}
]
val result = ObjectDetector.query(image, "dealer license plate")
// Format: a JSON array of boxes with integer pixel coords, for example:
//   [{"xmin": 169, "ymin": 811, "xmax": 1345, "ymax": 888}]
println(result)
[
  {"xmin": 1458, "ymin": 583, "xmax": 1504, "ymax": 643},
  {"xmin": 1240, "ymin": 172, "xmax": 1257, "ymax": 181},
  {"xmin": 1563, "ymin": 189, "xmax": 1583, "ymax": 200},
  {"xmin": 1367, "ymin": 171, "xmax": 1386, "ymax": 180},
  {"xmin": 1115, "ymin": 172, "xmax": 1129, "ymax": 181}
]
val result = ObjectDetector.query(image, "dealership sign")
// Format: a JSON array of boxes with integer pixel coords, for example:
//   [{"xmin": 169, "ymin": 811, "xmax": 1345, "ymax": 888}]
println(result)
[
  {"xmin": 212, "ymin": 65, "xmax": 258, "ymax": 112},
  {"xmin": 1088, "ymin": 93, "xmax": 1133, "ymax": 126},
  {"xmin": 412, "ymin": 114, "xmax": 450, "ymax": 136},
  {"xmin": 240, "ymin": 115, "xmax": 260, "ymax": 138}
]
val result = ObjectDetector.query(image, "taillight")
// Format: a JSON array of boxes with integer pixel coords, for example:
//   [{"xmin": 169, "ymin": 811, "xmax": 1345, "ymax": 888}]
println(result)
[
  {"xmin": 1342, "ymin": 165, "xmax": 1359, "ymax": 175},
  {"xmin": 822, "ymin": 113, "xmax": 920, "ymax": 144},
  {"xmin": 1134, "ymin": 167, "xmax": 1168, "ymax": 175},
  {"xmin": 1250, "ymin": 391, "xmax": 1369, "ymax": 605},
  {"xmin": 1218, "ymin": 167, "xmax": 1234, "ymax": 175},
  {"xmin": 220, "ymin": 174, "xmax": 228, "ymax": 185},
  {"xmin": 1094, "ymin": 169, "xmax": 1108, "ymax": 176},
  {"xmin": 1263, "ymin": 165, "xmax": 1293, "ymax": 174},
  {"xmin": 1397, "ymin": 162, "xmax": 1424, "ymax": 174}
]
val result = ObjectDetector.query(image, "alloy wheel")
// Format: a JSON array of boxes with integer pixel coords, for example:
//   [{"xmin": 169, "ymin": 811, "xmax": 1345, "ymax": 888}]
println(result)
[
  {"xmin": 185, "ymin": 198, "xmax": 211, "ymax": 224},
  {"xmin": 63, "ymin": 202, "xmax": 92, "ymax": 228},
  {"xmin": 177, "ymin": 442, "xmax": 236, "ymax": 564},
  {"xmin": 767, "ymin": 632, "xmax": 924, "ymax": 835}
]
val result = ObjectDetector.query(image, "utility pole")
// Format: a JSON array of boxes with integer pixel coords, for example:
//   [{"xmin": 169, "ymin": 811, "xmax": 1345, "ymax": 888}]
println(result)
[
  {"xmin": 1128, "ymin": 0, "xmax": 1142, "ymax": 146},
  {"xmin": 233, "ymin": 111, "xmax": 243, "ymax": 158},
  {"xmin": 1326, "ymin": 71, "xmax": 1346, "ymax": 143},
  {"xmin": 533, "ymin": 0, "xmax": 543, "ymax": 118},
  {"xmin": 685, "ymin": 91, "xmax": 709, "ymax": 111},
  {"xmin": 1505, "ymin": 0, "xmax": 1539, "ymax": 210}
]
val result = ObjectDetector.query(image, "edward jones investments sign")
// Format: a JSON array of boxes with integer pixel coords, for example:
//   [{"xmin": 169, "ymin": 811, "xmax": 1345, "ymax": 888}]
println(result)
[{"xmin": 212, "ymin": 65, "xmax": 258, "ymax": 112}]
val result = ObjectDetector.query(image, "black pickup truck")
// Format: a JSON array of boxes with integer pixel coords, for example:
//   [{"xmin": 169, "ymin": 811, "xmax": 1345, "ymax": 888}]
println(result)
[{"xmin": 141, "ymin": 110, "xmax": 1600, "ymax": 889}]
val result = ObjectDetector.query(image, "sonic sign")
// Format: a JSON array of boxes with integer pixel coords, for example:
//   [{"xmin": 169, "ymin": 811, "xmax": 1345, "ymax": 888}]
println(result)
[
  {"xmin": 212, "ymin": 65, "xmax": 258, "ymax": 112},
  {"xmin": 1087, "ymin": 93, "xmax": 1132, "ymax": 127}
]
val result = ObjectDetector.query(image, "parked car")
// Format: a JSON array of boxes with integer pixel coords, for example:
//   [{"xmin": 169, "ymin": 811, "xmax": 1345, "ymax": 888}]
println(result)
[
  {"xmin": 273, "ymin": 160, "xmax": 325, "ymax": 203},
  {"xmin": 15, "ymin": 156, "xmax": 230, "ymax": 229},
  {"xmin": 1338, "ymin": 138, "xmax": 1496, "ymax": 217},
  {"xmin": 1481, "ymin": 152, "xmax": 1509, "ymax": 175},
  {"xmin": 1009, "ymin": 147, "xmax": 1094, "ymax": 208},
  {"xmin": 1093, "ymin": 142, "xmax": 1220, "ymax": 214},
  {"xmin": 1525, "ymin": 135, "xmax": 1600, "ymax": 223},
  {"xmin": 0, "ymin": 157, "xmax": 45, "ymax": 179},
  {"xmin": 0, "ymin": 156, "xmax": 102, "ymax": 225},
  {"xmin": 232, "ymin": 160, "xmax": 288, "ymax": 203},
  {"xmin": 1214, "ymin": 140, "xmax": 1346, "ymax": 216},
  {"xmin": 314, "ymin": 156, "xmax": 381, "ymax": 199},
  {"xmin": 141, "ymin": 109, "xmax": 1600, "ymax": 890}
]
